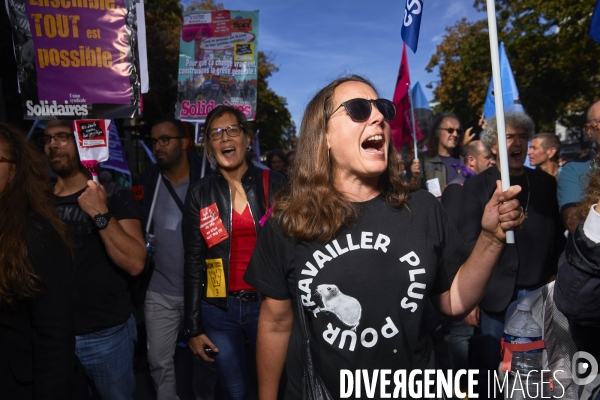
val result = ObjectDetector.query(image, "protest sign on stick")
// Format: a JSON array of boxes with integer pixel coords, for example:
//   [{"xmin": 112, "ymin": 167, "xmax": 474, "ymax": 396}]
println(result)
[
  {"xmin": 6, "ymin": 0, "xmax": 143, "ymax": 119},
  {"xmin": 176, "ymin": 10, "xmax": 259, "ymax": 122},
  {"xmin": 73, "ymin": 119, "xmax": 111, "ymax": 183}
]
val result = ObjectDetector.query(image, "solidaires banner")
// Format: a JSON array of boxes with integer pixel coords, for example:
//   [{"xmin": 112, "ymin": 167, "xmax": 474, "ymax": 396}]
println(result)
[
  {"xmin": 6, "ymin": 0, "xmax": 142, "ymax": 119},
  {"xmin": 176, "ymin": 9, "xmax": 258, "ymax": 122}
]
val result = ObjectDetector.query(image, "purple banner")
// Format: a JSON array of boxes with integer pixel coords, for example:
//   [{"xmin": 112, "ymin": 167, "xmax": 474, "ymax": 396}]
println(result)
[
  {"xmin": 7, "ymin": 0, "xmax": 141, "ymax": 119},
  {"xmin": 99, "ymin": 121, "xmax": 131, "ymax": 177},
  {"xmin": 26, "ymin": 0, "xmax": 131, "ymax": 104}
]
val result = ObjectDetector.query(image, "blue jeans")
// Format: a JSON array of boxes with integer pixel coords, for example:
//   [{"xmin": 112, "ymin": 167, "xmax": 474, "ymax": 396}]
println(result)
[
  {"xmin": 201, "ymin": 296, "xmax": 260, "ymax": 400},
  {"xmin": 448, "ymin": 319, "xmax": 474, "ymax": 372},
  {"xmin": 75, "ymin": 314, "xmax": 137, "ymax": 400}
]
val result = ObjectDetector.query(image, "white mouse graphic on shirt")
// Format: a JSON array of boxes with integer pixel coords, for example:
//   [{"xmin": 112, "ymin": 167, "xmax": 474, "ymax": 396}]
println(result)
[{"xmin": 315, "ymin": 284, "xmax": 362, "ymax": 331}]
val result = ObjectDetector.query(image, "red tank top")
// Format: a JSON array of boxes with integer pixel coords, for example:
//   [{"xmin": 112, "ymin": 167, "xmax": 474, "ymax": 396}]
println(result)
[{"xmin": 229, "ymin": 204, "xmax": 257, "ymax": 291}]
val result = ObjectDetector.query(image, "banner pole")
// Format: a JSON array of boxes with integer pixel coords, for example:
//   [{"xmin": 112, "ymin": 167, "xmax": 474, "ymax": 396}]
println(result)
[
  {"xmin": 146, "ymin": 174, "xmax": 162, "ymax": 233},
  {"xmin": 486, "ymin": 0, "xmax": 514, "ymax": 244},
  {"xmin": 26, "ymin": 120, "xmax": 38, "ymax": 140},
  {"xmin": 198, "ymin": 123, "xmax": 207, "ymax": 179},
  {"xmin": 408, "ymin": 85, "xmax": 418, "ymax": 161}
]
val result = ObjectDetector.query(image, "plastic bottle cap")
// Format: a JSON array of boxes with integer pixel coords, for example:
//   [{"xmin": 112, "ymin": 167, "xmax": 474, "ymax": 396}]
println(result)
[{"xmin": 517, "ymin": 304, "xmax": 531, "ymax": 311}]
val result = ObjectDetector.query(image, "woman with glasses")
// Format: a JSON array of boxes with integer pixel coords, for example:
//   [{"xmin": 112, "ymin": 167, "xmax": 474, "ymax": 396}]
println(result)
[
  {"xmin": 243, "ymin": 75, "xmax": 525, "ymax": 399},
  {"xmin": 0, "ymin": 122, "xmax": 76, "ymax": 399},
  {"xmin": 182, "ymin": 106, "xmax": 286, "ymax": 399}
]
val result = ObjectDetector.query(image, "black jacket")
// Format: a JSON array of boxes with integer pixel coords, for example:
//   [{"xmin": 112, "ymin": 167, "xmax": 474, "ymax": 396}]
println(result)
[
  {"xmin": 555, "ymin": 221, "xmax": 600, "ymax": 360},
  {"xmin": 0, "ymin": 216, "xmax": 75, "ymax": 399},
  {"xmin": 182, "ymin": 162, "xmax": 286, "ymax": 337},
  {"xmin": 555, "ymin": 221, "xmax": 600, "ymax": 327},
  {"xmin": 459, "ymin": 167, "xmax": 564, "ymax": 312}
]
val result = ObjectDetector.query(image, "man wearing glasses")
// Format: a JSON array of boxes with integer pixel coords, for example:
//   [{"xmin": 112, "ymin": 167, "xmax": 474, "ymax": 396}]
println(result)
[
  {"xmin": 558, "ymin": 100, "xmax": 600, "ymax": 234},
  {"xmin": 42, "ymin": 119, "xmax": 146, "ymax": 399},
  {"xmin": 136, "ymin": 119, "xmax": 211, "ymax": 399},
  {"xmin": 409, "ymin": 113, "xmax": 464, "ymax": 197}
]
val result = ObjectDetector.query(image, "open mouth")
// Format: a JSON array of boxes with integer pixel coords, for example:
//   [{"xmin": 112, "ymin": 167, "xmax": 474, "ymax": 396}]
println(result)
[
  {"xmin": 510, "ymin": 150, "xmax": 523, "ymax": 160},
  {"xmin": 222, "ymin": 147, "xmax": 236, "ymax": 156},
  {"xmin": 361, "ymin": 134, "xmax": 384, "ymax": 154}
]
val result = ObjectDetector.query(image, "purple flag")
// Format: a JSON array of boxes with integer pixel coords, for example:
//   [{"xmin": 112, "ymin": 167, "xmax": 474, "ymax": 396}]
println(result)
[{"xmin": 99, "ymin": 121, "xmax": 132, "ymax": 180}]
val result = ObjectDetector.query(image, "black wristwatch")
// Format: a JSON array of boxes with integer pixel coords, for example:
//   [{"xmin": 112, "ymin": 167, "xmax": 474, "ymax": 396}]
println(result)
[{"xmin": 92, "ymin": 211, "xmax": 113, "ymax": 230}]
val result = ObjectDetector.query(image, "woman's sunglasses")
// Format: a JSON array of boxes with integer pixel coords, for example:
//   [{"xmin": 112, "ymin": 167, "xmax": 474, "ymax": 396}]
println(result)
[{"xmin": 331, "ymin": 98, "xmax": 396, "ymax": 122}]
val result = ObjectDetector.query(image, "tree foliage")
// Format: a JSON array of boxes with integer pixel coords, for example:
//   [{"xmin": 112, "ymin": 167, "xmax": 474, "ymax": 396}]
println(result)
[
  {"xmin": 143, "ymin": 0, "xmax": 184, "ymax": 119},
  {"xmin": 249, "ymin": 52, "xmax": 292, "ymax": 152},
  {"xmin": 428, "ymin": 0, "xmax": 600, "ymax": 138}
]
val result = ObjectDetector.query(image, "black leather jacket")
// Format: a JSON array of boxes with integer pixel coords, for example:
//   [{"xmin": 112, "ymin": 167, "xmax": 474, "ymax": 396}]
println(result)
[{"xmin": 182, "ymin": 162, "xmax": 285, "ymax": 337}]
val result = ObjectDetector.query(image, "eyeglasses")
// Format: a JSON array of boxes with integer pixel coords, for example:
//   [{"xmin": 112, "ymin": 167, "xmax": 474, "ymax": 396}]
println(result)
[
  {"xmin": 587, "ymin": 119, "xmax": 600, "ymax": 130},
  {"xmin": 149, "ymin": 136, "xmax": 185, "ymax": 147},
  {"xmin": 438, "ymin": 127, "xmax": 463, "ymax": 135},
  {"xmin": 207, "ymin": 124, "xmax": 244, "ymax": 140},
  {"xmin": 331, "ymin": 98, "xmax": 396, "ymax": 122},
  {"xmin": 39, "ymin": 132, "xmax": 72, "ymax": 146},
  {"xmin": 0, "ymin": 156, "xmax": 15, "ymax": 164}
]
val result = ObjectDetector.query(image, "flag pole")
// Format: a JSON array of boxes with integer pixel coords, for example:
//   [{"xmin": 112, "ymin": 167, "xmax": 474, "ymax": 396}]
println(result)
[
  {"xmin": 26, "ymin": 120, "xmax": 39, "ymax": 140},
  {"xmin": 197, "ymin": 122, "xmax": 207, "ymax": 179},
  {"xmin": 486, "ymin": 0, "xmax": 514, "ymax": 244},
  {"xmin": 407, "ymin": 84, "xmax": 418, "ymax": 161}
]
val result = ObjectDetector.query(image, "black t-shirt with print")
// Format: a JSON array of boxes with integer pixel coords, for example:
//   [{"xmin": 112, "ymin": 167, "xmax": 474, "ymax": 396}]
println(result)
[
  {"xmin": 245, "ymin": 190, "xmax": 469, "ymax": 399},
  {"xmin": 54, "ymin": 185, "xmax": 141, "ymax": 335}
]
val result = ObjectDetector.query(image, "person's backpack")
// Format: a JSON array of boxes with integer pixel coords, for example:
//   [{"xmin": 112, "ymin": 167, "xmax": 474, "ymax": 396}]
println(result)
[{"xmin": 501, "ymin": 281, "xmax": 600, "ymax": 399}]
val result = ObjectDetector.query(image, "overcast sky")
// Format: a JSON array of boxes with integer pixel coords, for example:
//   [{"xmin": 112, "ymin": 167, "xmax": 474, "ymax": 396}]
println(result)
[{"xmin": 215, "ymin": 0, "xmax": 485, "ymax": 127}]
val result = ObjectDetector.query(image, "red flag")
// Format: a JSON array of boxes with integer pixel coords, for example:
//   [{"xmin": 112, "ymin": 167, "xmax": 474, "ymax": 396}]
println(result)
[{"xmin": 390, "ymin": 44, "xmax": 423, "ymax": 152}]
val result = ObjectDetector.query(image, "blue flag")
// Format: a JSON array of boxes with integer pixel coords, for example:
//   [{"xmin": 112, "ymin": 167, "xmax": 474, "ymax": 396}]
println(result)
[
  {"xmin": 411, "ymin": 82, "xmax": 430, "ymax": 110},
  {"xmin": 401, "ymin": 0, "xmax": 423, "ymax": 53},
  {"xmin": 589, "ymin": 0, "xmax": 600, "ymax": 43},
  {"xmin": 483, "ymin": 42, "xmax": 524, "ymax": 119}
]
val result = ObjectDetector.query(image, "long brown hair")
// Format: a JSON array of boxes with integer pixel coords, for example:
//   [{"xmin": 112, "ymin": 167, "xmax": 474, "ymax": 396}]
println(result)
[
  {"xmin": 0, "ymin": 122, "xmax": 70, "ymax": 308},
  {"xmin": 425, "ymin": 113, "xmax": 462, "ymax": 157},
  {"xmin": 272, "ymin": 75, "xmax": 409, "ymax": 242},
  {"xmin": 575, "ymin": 154, "xmax": 600, "ymax": 224}
]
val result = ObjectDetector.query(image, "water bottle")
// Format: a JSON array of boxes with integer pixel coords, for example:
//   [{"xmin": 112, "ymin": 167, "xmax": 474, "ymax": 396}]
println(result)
[
  {"xmin": 146, "ymin": 233, "xmax": 155, "ymax": 254},
  {"xmin": 504, "ymin": 304, "xmax": 544, "ymax": 399}
]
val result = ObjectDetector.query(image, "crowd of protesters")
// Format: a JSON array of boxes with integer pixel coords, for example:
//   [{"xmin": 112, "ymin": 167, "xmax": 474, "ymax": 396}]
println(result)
[{"xmin": 0, "ymin": 76, "xmax": 598, "ymax": 400}]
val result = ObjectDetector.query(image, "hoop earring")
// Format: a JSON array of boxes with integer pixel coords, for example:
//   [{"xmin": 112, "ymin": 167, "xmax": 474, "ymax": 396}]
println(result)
[{"xmin": 247, "ymin": 145, "xmax": 252, "ymax": 152}]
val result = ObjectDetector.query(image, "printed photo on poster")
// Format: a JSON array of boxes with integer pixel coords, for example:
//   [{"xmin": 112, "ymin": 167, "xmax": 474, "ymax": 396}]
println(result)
[{"xmin": 176, "ymin": 9, "xmax": 258, "ymax": 122}]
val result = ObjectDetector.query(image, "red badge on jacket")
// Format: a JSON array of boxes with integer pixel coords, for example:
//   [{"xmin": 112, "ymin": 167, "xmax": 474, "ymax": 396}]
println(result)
[{"xmin": 199, "ymin": 203, "xmax": 229, "ymax": 248}]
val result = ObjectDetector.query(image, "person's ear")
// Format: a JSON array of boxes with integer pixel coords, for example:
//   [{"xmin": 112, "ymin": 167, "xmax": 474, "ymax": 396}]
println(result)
[
  {"xmin": 547, "ymin": 147, "xmax": 557, "ymax": 160},
  {"xmin": 181, "ymin": 136, "xmax": 190, "ymax": 150},
  {"xmin": 490, "ymin": 144, "xmax": 498, "ymax": 156},
  {"xmin": 467, "ymin": 155, "xmax": 476, "ymax": 169}
]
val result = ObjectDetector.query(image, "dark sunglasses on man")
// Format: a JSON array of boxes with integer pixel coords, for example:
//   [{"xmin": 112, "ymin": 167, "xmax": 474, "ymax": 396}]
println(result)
[
  {"xmin": 438, "ymin": 127, "xmax": 463, "ymax": 135},
  {"xmin": 331, "ymin": 98, "xmax": 396, "ymax": 122}
]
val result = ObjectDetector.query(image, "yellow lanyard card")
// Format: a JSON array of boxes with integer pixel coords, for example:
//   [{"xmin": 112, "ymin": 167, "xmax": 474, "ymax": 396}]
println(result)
[{"xmin": 205, "ymin": 258, "xmax": 226, "ymax": 298}]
